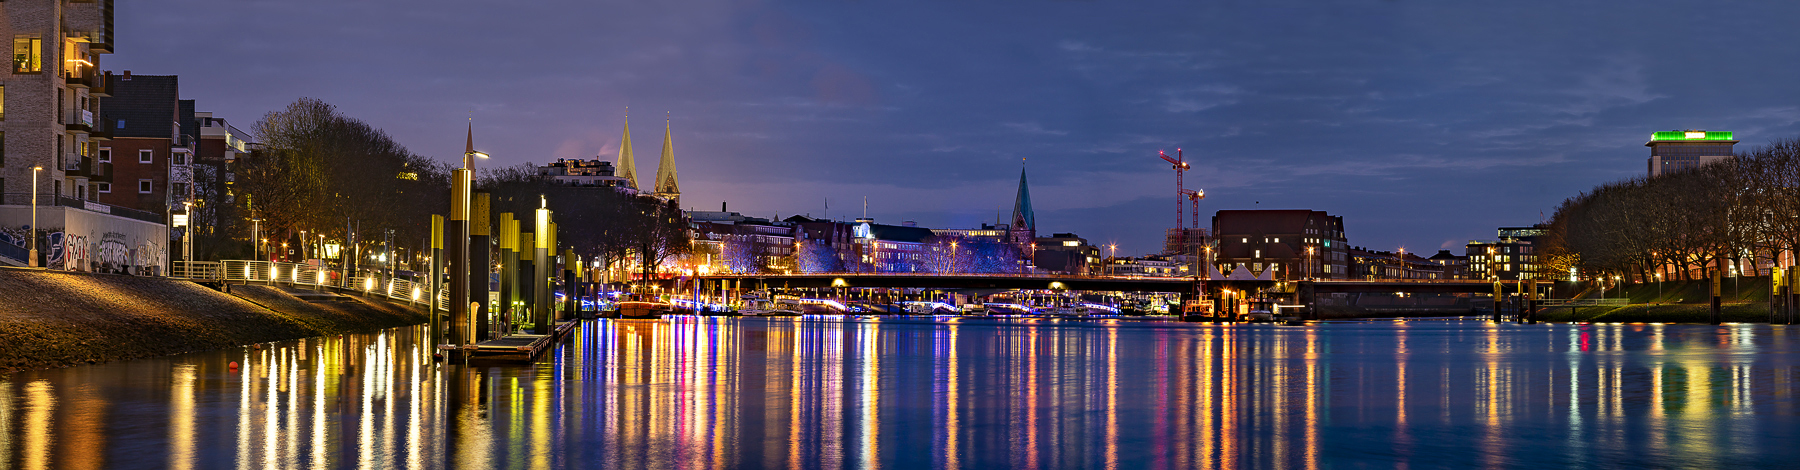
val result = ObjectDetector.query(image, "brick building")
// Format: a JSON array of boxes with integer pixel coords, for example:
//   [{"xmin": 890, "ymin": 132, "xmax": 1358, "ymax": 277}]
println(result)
[
  {"xmin": 1212, "ymin": 209, "xmax": 1349, "ymax": 280},
  {"xmin": 0, "ymin": 0, "xmax": 113, "ymax": 205},
  {"xmin": 94, "ymin": 73, "xmax": 186, "ymax": 215}
]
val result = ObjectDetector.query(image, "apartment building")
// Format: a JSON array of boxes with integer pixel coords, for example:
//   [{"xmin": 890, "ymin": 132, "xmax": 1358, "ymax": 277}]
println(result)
[{"xmin": 0, "ymin": 0, "xmax": 114, "ymax": 204}]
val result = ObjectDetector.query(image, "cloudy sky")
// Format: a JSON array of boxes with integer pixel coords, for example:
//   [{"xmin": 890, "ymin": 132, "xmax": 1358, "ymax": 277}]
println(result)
[{"xmin": 113, "ymin": 0, "xmax": 1800, "ymax": 256}]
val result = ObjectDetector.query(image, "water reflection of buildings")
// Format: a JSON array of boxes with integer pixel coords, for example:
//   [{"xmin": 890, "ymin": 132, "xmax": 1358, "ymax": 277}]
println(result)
[{"xmin": 0, "ymin": 322, "xmax": 1796, "ymax": 467}]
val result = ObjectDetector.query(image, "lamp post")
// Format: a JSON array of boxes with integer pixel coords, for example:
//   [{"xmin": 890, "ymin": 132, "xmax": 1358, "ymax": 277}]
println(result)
[
  {"xmin": 1108, "ymin": 243, "xmax": 1117, "ymax": 276},
  {"xmin": 250, "ymin": 218, "xmax": 263, "ymax": 261},
  {"xmin": 29, "ymin": 166, "xmax": 41, "ymax": 267},
  {"xmin": 1397, "ymin": 247, "xmax": 1406, "ymax": 280},
  {"xmin": 183, "ymin": 201, "xmax": 194, "ymax": 269},
  {"xmin": 1306, "ymin": 246, "xmax": 1315, "ymax": 281},
  {"xmin": 950, "ymin": 241, "xmax": 958, "ymax": 274}
]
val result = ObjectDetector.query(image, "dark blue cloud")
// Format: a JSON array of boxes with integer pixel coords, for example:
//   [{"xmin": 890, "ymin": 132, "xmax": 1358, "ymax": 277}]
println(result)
[{"xmin": 112, "ymin": 0, "xmax": 1800, "ymax": 255}]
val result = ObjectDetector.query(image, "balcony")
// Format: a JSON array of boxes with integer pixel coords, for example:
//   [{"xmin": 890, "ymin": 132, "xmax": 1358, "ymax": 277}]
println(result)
[
  {"xmin": 59, "ymin": 156, "xmax": 110, "ymax": 182},
  {"xmin": 65, "ymin": 68, "xmax": 97, "ymax": 88},
  {"xmin": 66, "ymin": 110, "xmax": 95, "ymax": 133}
]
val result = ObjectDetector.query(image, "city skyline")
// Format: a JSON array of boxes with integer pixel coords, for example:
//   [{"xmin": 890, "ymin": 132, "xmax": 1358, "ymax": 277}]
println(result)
[{"xmin": 109, "ymin": 0, "xmax": 1800, "ymax": 255}]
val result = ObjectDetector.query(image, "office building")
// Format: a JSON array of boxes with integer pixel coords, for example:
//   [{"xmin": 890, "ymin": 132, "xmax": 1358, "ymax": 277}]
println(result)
[{"xmin": 1647, "ymin": 130, "xmax": 1736, "ymax": 176}]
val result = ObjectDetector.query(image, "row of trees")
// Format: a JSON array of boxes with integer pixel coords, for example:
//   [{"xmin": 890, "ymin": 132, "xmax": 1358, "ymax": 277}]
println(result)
[
  {"xmin": 1542, "ymin": 137, "xmax": 1800, "ymax": 282},
  {"xmin": 234, "ymin": 98, "xmax": 690, "ymax": 284},
  {"xmin": 483, "ymin": 164, "xmax": 690, "ymax": 284},
  {"xmin": 236, "ymin": 98, "xmax": 452, "ymax": 264}
]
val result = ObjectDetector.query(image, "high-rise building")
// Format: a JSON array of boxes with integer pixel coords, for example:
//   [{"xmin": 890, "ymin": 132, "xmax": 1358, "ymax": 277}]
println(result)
[
  {"xmin": 1647, "ymin": 130, "xmax": 1736, "ymax": 176},
  {"xmin": 0, "ymin": 0, "xmax": 114, "ymax": 204}
]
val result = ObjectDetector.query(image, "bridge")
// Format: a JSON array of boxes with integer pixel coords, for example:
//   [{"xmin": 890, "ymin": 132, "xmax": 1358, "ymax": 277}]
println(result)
[{"xmin": 695, "ymin": 273, "xmax": 1507, "ymax": 295}]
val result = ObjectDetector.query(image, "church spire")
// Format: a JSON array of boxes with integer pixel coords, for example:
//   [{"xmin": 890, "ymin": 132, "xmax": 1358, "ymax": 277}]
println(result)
[
  {"xmin": 1011, "ymin": 161, "xmax": 1035, "ymax": 245},
  {"xmin": 616, "ymin": 110, "xmax": 639, "ymax": 190},
  {"xmin": 653, "ymin": 114, "xmax": 680, "ymax": 202}
]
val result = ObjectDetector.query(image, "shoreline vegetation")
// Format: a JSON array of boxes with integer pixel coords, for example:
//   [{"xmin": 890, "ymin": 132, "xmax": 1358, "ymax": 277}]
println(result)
[{"xmin": 0, "ymin": 267, "xmax": 426, "ymax": 373}]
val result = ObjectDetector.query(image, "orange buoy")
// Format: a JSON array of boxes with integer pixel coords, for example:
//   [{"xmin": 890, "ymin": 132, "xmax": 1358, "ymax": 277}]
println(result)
[{"xmin": 228, "ymin": 361, "xmax": 239, "ymax": 369}]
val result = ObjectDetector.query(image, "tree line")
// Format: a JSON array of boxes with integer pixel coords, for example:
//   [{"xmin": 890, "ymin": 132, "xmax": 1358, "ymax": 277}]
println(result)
[
  {"xmin": 1541, "ymin": 136, "xmax": 1800, "ymax": 283},
  {"xmin": 235, "ymin": 98, "xmax": 690, "ymax": 285}
]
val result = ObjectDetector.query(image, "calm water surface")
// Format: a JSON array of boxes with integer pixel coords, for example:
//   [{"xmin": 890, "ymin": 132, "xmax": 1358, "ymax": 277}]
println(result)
[{"xmin": 2, "ymin": 317, "xmax": 1797, "ymax": 469}]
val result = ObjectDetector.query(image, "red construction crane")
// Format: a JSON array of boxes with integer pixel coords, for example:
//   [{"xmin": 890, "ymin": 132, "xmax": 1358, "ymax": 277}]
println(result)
[{"xmin": 1160, "ymin": 149, "xmax": 1189, "ymax": 233}]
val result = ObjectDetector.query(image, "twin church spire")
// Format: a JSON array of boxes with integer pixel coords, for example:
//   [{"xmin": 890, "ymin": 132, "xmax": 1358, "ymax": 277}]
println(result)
[{"xmin": 614, "ymin": 109, "xmax": 680, "ymax": 203}]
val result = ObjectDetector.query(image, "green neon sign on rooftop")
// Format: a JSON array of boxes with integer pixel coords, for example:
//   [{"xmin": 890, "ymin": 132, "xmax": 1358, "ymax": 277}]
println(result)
[{"xmin": 1651, "ymin": 130, "xmax": 1734, "ymax": 141}]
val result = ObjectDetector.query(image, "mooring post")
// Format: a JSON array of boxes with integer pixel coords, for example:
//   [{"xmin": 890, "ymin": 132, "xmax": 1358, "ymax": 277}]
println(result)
[
  {"xmin": 1492, "ymin": 280, "xmax": 1503, "ymax": 322},
  {"xmin": 1710, "ymin": 267, "xmax": 1722, "ymax": 325},
  {"xmin": 470, "ymin": 193, "xmax": 491, "ymax": 342}
]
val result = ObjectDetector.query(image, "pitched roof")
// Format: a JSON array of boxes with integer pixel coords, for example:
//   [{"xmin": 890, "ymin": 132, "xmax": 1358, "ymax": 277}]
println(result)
[{"xmin": 100, "ymin": 74, "xmax": 180, "ymax": 138}]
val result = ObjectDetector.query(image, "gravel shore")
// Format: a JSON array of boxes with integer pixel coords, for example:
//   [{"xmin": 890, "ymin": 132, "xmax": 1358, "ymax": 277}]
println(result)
[{"xmin": 0, "ymin": 267, "xmax": 427, "ymax": 373}]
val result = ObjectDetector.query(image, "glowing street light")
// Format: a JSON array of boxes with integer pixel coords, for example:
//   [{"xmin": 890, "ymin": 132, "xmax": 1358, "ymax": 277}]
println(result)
[{"xmin": 29, "ymin": 166, "xmax": 41, "ymax": 267}]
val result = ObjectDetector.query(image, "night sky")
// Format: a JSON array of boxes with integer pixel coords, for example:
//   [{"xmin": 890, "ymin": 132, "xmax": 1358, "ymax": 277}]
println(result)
[{"xmin": 112, "ymin": 0, "xmax": 1800, "ymax": 256}]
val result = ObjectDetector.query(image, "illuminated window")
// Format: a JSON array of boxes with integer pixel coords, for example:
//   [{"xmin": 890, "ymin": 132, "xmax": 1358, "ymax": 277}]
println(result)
[
  {"xmin": 12, "ymin": 37, "xmax": 40, "ymax": 73},
  {"xmin": 0, "ymin": 84, "xmax": 5, "ymax": 119}
]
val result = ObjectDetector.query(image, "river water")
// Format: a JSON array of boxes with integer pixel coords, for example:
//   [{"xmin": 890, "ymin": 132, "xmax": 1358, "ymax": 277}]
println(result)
[{"xmin": 2, "ymin": 317, "xmax": 1796, "ymax": 469}]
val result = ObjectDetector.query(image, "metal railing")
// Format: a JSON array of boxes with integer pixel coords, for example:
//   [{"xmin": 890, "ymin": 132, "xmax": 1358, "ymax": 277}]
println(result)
[
  {"xmin": 174, "ymin": 260, "xmax": 448, "ymax": 311},
  {"xmin": 1538, "ymin": 298, "xmax": 1629, "ymax": 307}
]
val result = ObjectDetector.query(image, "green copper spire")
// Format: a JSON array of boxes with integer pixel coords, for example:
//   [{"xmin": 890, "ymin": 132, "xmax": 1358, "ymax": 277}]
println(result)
[{"xmin": 1012, "ymin": 165, "xmax": 1035, "ymax": 236}]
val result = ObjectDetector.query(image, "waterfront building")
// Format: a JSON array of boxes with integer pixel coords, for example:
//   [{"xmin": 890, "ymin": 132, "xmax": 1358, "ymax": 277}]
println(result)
[
  {"xmin": 1106, "ymin": 255, "xmax": 1184, "ymax": 277},
  {"xmin": 0, "ymin": 0, "xmax": 113, "ymax": 207},
  {"xmin": 1466, "ymin": 225, "xmax": 1543, "ymax": 281},
  {"xmin": 1647, "ymin": 130, "xmax": 1735, "ymax": 176},
  {"xmin": 538, "ymin": 158, "xmax": 633, "ymax": 189},
  {"xmin": 691, "ymin": 211, "xmax": 796, "ymax": 275},
  {"xmin": 1427, "ymin": 249, "xmax": 1469, "ymax": 280},
  {"xmin": 854, "ymin": 218, "xmax": 936, "ymax": 273},
  {"xmin": 933, "ymin": 223, "xmax": 1009, "ymax": 242},
  {"xmin": 94, "ymin": 73, "xmax": 187, "ymax": 215},
  {"xmin": 1034, "ymin": 232, "xmax": 1099, "ymax": 275},
  {"xmin": 1212, "ymin": 210, "xmax": 1349, "ymax": 280}
]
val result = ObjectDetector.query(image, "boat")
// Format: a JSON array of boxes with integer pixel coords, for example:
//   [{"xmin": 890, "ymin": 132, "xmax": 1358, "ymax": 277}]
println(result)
[
  {"xmin": 616, "ymin": 301, "xmax": 671, "ymax": 319},
  {"xmin": 959, "ymin": 304, "xmax": 990, "ymax": 316},
  {"xmin": 1243, "ymin": 299, "xmax": 1276, "ymax": 323},
  {"xmin": 740, "ymin": 298, "xmax": 803, "ymax": 317}
]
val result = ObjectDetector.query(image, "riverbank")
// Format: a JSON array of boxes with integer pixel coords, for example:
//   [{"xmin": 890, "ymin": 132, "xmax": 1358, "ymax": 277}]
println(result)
[
  {"xmin": 0, "ymin": 267, "xmax": 427, "ymax": 373},
  {"xmin": 1536, "ymin": 302, "xmax": 1775, "ymax": 323}
]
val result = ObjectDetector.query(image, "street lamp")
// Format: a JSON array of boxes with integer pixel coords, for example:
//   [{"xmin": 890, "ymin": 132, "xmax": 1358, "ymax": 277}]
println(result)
[
  {"xmin": 1397, "ymin": 247, "xmax": 1405, "ymax": 280},
  {"xmin": 1306, "ymin": 246, "xmax": 1315, "ymax": 281},
  {"xmin": 950, "ymin": 241, "xmax": 959, "ymax": 274},
  {"xmin": 182, "ymin": 201, "xmax": 194, "ymax": 268},
  {"xmin": 1108, "ymin": 244, "xmax": 1117, "ymax": 276},
  {"xmin": 29, "ymin": 166, "xmax": 41, "ymax": 267},
  {"xmin": 250, "ymin": 218, "xmax": 263, "ymax": 261}
]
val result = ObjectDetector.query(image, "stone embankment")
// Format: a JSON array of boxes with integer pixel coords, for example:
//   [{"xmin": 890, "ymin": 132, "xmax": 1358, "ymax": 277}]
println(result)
[{"xmin": 0, "ymin": 267, "xmax": 427, "ymax": 372}]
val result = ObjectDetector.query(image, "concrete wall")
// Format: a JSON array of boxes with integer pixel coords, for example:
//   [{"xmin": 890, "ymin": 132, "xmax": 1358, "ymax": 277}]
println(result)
[{"xmin": 0, "ymin": 203, "xmax": 168, "ymax": 271}]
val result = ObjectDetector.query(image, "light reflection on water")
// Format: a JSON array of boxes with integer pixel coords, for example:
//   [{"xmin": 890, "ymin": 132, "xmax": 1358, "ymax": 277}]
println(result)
[{"xmin": 0, "ymin": 319, "xmax": 1797, "ymax": 468}]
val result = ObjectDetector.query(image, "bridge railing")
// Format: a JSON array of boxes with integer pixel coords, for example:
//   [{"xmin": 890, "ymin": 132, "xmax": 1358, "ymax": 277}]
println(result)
[
  {"xmin": 1538, "ymin": 298, "xmax": 1629, "ymax": 307},
  {"xmin": 183, "ymin": 259, "xmax": 446, "ymax": 311}
]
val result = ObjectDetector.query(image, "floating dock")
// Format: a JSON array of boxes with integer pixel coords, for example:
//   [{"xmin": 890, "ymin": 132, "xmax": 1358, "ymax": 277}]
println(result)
[{"xmin": 439, "ymin": 320, "xmax": 579, "ymax": 362}]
